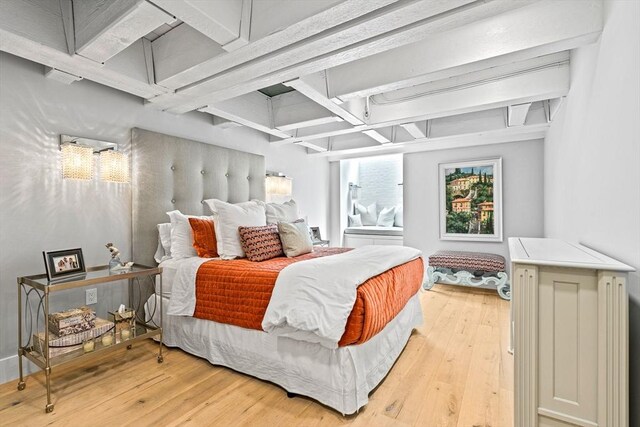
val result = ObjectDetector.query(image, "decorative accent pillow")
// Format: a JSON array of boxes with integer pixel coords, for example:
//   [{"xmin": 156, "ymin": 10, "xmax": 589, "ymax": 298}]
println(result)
[
  {"xmin": 394, "ymin": 205, "xmax": 403, "ymax": 227},
  {"xmin": 204, "ymin": 199, "xmax": 266, "ymax": 259},
  {"xmin": 166, "ymin": 211, "xmax": 211, "ymax": 259},
  {"xmin": 356, "ymin": 202, "xmax": 377, "ymax": 225},
  {"xmin": 257, "ymin": 199, "xmax": 299, "ymax": 224},
  {"xmin": 277, "ymin": 219, "xmax": 313, "ymax": 257},
  {"xmin": 348, "ymin": 214, "xmax": 363, "ymax": 227},
  {"xmin": 188, "ymin": 218, "xmax": 219, "ymax": 258},
  {"xmin": 238, "ymin": 224, "xmax": 284, "ymax": 262},
  {"xmin": 376, "ymin": 206, "xmax": 396, "ymax": 227},
  {"xmin": 154, "ymin": 223, "xmax": 172, "ymax": 263}
]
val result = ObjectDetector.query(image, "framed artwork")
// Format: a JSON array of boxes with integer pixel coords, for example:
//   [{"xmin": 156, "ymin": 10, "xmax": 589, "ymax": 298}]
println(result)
[
  {"xmin": 309, "ymin": 226, "xmax": 322, "ymax": 242},
  {"xmin": 439, "ymin": 158, "xmax": 503, "ymax": 242},
  {"xmin": 43, "ymin": 248, "xmax": 86, "ymax": 281}
]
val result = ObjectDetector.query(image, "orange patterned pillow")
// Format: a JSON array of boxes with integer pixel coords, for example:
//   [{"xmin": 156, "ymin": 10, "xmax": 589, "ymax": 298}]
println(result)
[
  {"xmin": 238, "ymin": 224, "xmax": 284, "ymax": 262},
  {"xmin": 188, "ymin": 218, "xmax": 218, "ymax": 258}
]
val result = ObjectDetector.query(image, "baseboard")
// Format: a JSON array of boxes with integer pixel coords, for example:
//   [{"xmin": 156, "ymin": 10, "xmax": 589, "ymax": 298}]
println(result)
[{"xmin": 0, "ymin": 354, "xmax": 37, "ymax": 386}]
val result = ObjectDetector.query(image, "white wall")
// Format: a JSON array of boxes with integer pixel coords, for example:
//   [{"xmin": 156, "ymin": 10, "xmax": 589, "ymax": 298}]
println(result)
[
  {"xmin": 0, "ymin": 53, "xmax": 330, "ymax": 382},
  {"xmin": 404, "ymin": 140, "xmax": 545, "ymax": 269},
  {"xmin": 543, "ymin": 1, "xmax": 640, "ymax": 422}
]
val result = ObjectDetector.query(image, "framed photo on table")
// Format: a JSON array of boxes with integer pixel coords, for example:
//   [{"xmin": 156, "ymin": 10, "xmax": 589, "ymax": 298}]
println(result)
[
  {"xmin": 439, "ymin": 158, "xmax": 503, "ymax": 242},
  {"xmin": 43, "ymin": 248, "xmax": 86, "ymax": 281}
]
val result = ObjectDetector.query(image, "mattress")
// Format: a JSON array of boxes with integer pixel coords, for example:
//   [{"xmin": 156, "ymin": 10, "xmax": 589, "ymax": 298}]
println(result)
[
  {"xmin": 146, "ymin": 293, "xmax": 423, "ymax": 414},
  {"xmin": 344, "ymin": 226, "xmax": 404, "ymax": 236}
]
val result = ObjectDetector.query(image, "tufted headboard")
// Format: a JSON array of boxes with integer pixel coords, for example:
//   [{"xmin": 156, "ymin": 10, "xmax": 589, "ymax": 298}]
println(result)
[{"xmin": 131, "ymin": 128, "xmax": 266, "ymax": 266}]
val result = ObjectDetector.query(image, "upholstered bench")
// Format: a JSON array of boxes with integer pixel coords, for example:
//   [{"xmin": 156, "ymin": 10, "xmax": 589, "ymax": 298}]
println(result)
[{"xmin": 424, "ymin": 250, "xmax": 510, "ymax": 300}]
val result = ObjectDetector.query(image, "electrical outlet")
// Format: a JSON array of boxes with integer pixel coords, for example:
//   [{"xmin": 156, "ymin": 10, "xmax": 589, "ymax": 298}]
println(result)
[{"xmin": 85, "ymin": 288, "xmax": 97, "ymax": 305}]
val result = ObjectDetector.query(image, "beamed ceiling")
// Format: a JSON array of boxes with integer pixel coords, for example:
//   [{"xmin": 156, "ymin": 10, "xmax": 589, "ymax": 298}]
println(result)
[{"xmin": 0, "ymin": 0, "xmax": 603, "ymax": 160}]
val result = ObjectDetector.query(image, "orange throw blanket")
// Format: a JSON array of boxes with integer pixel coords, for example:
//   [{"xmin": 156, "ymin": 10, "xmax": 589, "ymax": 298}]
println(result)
[{"xmin": 193, "ymin": 248, "xmax": 424, "ymax": 347}]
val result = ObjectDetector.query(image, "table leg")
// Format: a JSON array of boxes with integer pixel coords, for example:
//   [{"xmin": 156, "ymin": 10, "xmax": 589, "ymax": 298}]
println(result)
[
  {"xmin": 44, "ymin": 290, "xmax": 54, "ymax": 413},
  {"xmin": 158, "ymin": 273, "xmax": 163, "ymax": 363},
  {"xmin": 17, "ymin": 280, "xmax": 25, "ymax": 391}
]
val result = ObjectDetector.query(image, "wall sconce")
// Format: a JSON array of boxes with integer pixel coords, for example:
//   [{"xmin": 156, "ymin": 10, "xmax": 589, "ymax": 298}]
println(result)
[
  {"xmin": 265, "ymin": 173, "xmax": 292, "ymax": 200},
  {"xmin": 60, "ymin": 135, "xmax": 129, "ymax": 183},
  {"xmin": 349, "ymin": 182, "xmax": 362, "ymax": 199}
]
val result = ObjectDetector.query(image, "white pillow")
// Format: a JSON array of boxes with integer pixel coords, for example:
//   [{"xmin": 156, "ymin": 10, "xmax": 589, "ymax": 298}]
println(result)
[
  {"xmin": 377, "ymin": 206, "xmax": 396, "ymax": 227},
  {"xmin": 348, "ymin": 214, "xmax": 363, "ymax": 227},
  {"xmin": 356, "ymin": 202, "xmax": 377, "ymax": 226},
  {"xmin": 394, "ymin": 205, "xmax": 403, "ymax": 227},
  {"xmin": 204, "ymin": 199, "xmax": 266, "ymax": 259},
  {"xmin": 259, "ymin": 199, "xmax": 299, "ymax": 224},
  {"xmin": 166, "ymin": 211, "xmax": 210, "ymax": 260},
  {"xmin": 278, "ymin": 219, "xmax": 313, "ymax": 257},
  {"xmin": 154, "ymin": 223, "xmax": 173, "ymax": 263}
]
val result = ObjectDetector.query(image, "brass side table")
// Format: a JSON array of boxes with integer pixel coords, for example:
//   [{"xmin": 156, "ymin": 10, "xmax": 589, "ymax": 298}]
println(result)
[{"xmin": 16, "ymin": 264, "xmax": 163, "ymax": 413}]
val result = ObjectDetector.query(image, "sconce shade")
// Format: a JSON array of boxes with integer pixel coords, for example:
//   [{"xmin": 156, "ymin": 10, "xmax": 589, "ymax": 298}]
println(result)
[
  {"xmin": 100, "ymin": 150, "xmax": 129, "ymax": 183},
  {"xmin": 265, "ymin": 175, "xmax": 292, "ymax": 196},
  {"xmin": 62, "ymin": 144, "xmax": 93, "ymax": 180}
]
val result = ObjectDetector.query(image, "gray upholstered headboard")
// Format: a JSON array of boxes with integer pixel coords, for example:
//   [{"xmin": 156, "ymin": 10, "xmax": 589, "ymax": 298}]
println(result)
[{"xmin": 131, "ymin": 128, "xmax": 266, "ymax": 266}]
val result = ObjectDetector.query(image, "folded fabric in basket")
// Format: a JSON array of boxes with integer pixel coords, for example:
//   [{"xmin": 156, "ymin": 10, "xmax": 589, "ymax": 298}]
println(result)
[{"xmin": 34, "ymin": 318, "xmax": 115, "ymax": 357}]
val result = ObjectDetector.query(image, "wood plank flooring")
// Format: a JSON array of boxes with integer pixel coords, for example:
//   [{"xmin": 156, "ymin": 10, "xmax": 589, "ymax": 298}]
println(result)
[{"xmin": 0, "ymin": 285, "xmax": 512, "ymax": 426}]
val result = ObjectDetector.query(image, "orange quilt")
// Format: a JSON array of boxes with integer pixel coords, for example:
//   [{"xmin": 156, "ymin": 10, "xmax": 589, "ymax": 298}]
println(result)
[{"xmin": 193, "ymin": 248, "xmax": 424, "ymax": 347}]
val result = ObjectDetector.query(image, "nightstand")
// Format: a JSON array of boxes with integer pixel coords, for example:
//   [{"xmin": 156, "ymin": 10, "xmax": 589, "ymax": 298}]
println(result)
[{"xmin": 16, "ymin": 264, "xmax": 163, "ymax": 413}]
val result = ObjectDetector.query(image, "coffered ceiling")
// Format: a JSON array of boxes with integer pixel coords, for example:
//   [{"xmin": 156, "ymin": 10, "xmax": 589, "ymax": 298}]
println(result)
[{"xmin": 0, "ymin": 0, "xmax": 603, "ymax": 159}]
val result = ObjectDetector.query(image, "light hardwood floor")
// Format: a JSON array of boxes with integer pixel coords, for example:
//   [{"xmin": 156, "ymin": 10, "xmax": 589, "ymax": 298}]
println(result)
[{"xmin": 0, "ymin": 285, "xmax": 512, "ymax": 426}]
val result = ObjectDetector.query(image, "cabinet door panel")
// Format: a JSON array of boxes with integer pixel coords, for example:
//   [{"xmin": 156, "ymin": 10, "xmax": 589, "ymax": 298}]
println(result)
[{"xmin": 538, "ymin": 267, "xmax": 598, "ymax": 424}]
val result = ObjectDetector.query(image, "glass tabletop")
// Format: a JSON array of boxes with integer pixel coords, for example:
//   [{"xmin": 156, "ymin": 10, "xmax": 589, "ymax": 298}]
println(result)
[{"xmin": 21, "ymin": 264, "xmax": 161, "ymax": 291}]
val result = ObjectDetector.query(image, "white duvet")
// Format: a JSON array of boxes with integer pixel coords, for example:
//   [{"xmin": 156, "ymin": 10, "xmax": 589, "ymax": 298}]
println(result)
[
  {"xmin": 167, "ymin": 245, "xmax": 422, "ymax": 349},
  {"xmin": 262, "ymin": 245, "xmax": 422, "ymax": 348}
]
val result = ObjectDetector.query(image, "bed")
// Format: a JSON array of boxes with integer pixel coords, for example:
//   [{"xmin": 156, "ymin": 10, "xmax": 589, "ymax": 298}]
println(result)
[{"xmin": 132, "ymin": 128, "xmax": 424, "ymax": 414}]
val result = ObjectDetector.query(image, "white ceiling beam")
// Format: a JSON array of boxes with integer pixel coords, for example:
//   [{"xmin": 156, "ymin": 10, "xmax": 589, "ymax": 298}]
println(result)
[
  {"xmin": 283, "ymin": 72, "xmax": 365, "ymax": 126},
  {"xmin": 211, "ymin": 116, "xmax": 242, "ymax": 130},
  {"xmin": 316, "ymin": 124, "xmax": 548, "ymax": 161},
  {"xmin": 148, "ymin": 0, "xmax": 397, "ymax": 90},
  {"xmin": 273, "ymin": 61, "xmax": 569, "ymax": 146},
  {"xmin": 547, "ymin": 97, "xmax": 565, "ymax": 122},
  {"xmin": 400, "ymin": 122, "xmax": 428, "ymax": 139},
  {"xmin": 152, "ymin": 0, "xmax": 493, "ymax": 112},
  {"xmin": 0, "ymin": 27, "xmax": 168, "ymax": 99},
  {"xmin": 296, "ymin": 138, "xmax": 331, "ymax": 153},
  {"xmin": 507, "ymin": 103, "xmax": 533, "ymax": 127},
  {"xmin": 327, "ymin": 0, "xmax": 602, "ymax": 101},
  {"xmin": 73, "ymin": 0, "xmax": 174, "ymax": 64},
  {"xmin": 148, "ymin": 0, "xmax": 249, "ymax": 51},
  {"xmin": 44, "ymin": 67, "xmax": 83, "ymax": 84},
  {"xmin": 271, "ymin": 91, "xmax": 340, "ymax": 131},
  {"xmin": 349, "ymin": 62, "xmax": 570, "ymax": 126},
  {"xmin": 199, "ymin": 93, "xmax": 291, "ymax": 139},
  {"xmin": 362, "ymin": 130, "xmax": 391, "ymax": 144}
]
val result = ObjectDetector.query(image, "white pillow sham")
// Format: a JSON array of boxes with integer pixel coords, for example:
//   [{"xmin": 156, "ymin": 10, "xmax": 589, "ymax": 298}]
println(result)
[
  {"xmin": 166, "ymin": 211, "xmax": 211, "ymax": 260},
  {"xmin": 348, "ymin": 214, "xmax": 363, "ymax": 227},
  {"xmin": 376, "ymin": 206, "xmax": 396, "ymax": 227},
  {"xmin": 154, "ymin": 223, "xmax": 173, "ymax": 263},
  {"xmin": 204, "ymin": 199, "xmax": 266, "ymax": 259},
  {"xmin": 258, "ymin": 199, "xmax": 299, "ymax": 224},
  {"xmin": 356, "ymin": 202, "xmax": 377, "ymax": 226},
  {"xmin": 394, "ymin": 205, "xmax": 404, "ymax": 227}
]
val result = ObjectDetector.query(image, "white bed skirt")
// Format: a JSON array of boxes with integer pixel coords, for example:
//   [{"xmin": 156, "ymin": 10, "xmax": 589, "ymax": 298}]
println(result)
[{"xmin": 145, "ymin": 294, "xmax": 423, "ymax": 414}]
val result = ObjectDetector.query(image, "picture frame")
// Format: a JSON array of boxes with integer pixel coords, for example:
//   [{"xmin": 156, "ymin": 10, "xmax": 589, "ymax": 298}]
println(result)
[
  {"xmin": 43, "ymin": 248, "xmax": 86, "ymax": 281},
  {"xmin": 309, "ymin": 226, "xmax": 322, "ymax": 242},
  {"xmin": 438, "ymin": 158, "xmax": 503, "ymax": 242}
]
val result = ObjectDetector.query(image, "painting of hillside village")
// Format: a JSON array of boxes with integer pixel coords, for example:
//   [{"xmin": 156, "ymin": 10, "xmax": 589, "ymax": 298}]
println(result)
[{"xmin": 439, "ymin": 159, "xmax": 502, "ymax": 241}]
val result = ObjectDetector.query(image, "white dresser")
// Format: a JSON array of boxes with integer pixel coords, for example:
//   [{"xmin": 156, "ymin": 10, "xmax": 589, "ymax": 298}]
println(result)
[{"xmin": 509, "ymin": 238, "xmax": 633, "ymax": 427}]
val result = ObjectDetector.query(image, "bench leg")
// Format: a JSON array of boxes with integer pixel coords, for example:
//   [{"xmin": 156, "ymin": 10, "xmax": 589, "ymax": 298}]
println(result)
[{"xmin": 424, "ymin": 266, "xmax": 437, "ymax": 290}]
